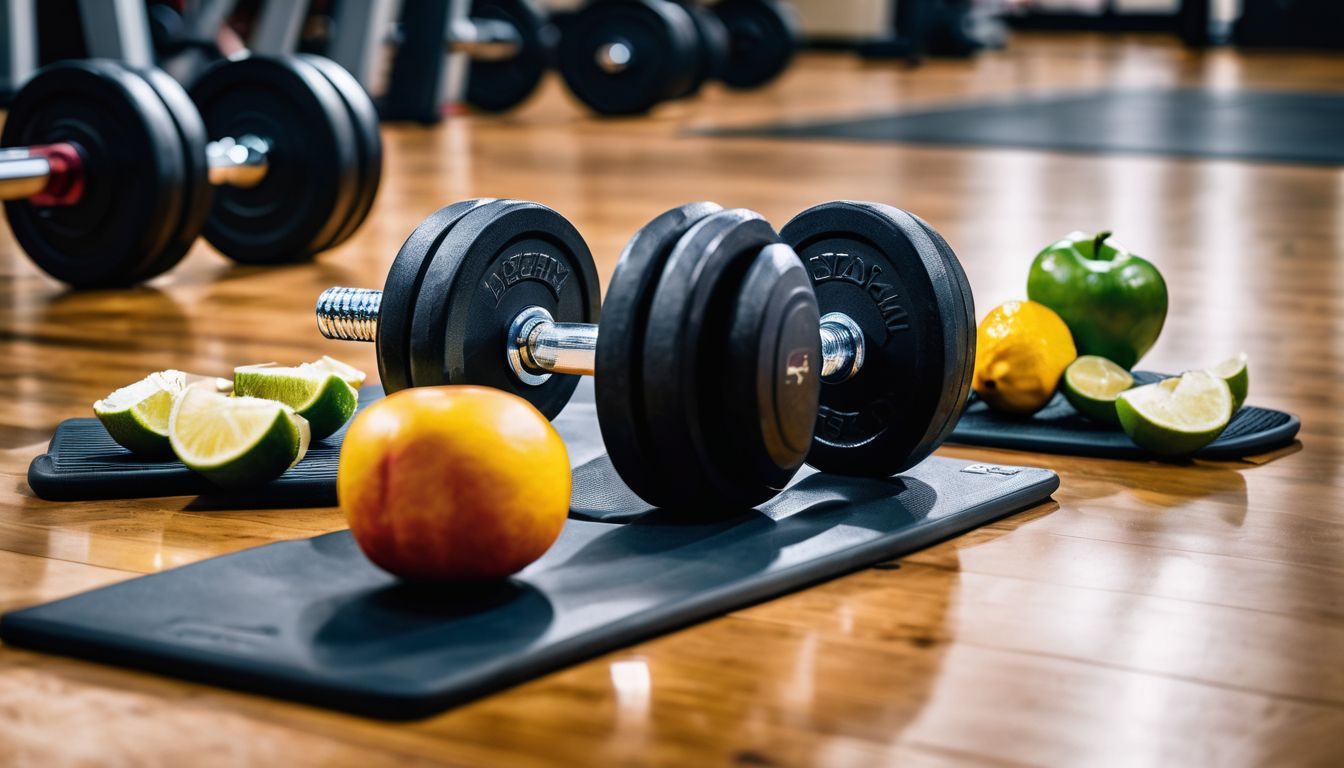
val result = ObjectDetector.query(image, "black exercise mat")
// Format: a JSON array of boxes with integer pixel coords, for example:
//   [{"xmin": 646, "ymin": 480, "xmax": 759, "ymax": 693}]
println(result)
[
  {"xmin": 26, "ymin": 380, "xmax": 610, "ymax": 507},
  {"xmin": 0, "ymin": 455, "xmax": 1057, "ymax": 720},
  {"xmin": 950, "ymin": 372, "xmax": 1300, "ymax": 460},
  {"xmin": 700, "ymin": 89, "xmax": 1344, "ymax": 166}
]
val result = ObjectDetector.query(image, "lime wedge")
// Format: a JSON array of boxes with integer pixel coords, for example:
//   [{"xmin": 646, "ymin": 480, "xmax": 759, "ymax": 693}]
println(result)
[
  {"xmin": 1208, "ymin": 353, "xmax": 1248, "ymax": 412},
  {"xmin": 169, "ymin": 387, "xmax": 310, "ymax": 488},
  {"xmin": 93, "ymin": 370, "xmax": 191, "ymax": 457},
  {"xmin": 239, "ymin": 357, "xmax": 365, "ymax": 388},
  {"xmin": 1061, "ymin": 355, "xmax": 1134, "ymax": 424},
  {"xmin": 306, "ymin": 355, "xmax": 366, "ymax": 389},
  {"xmin": 234, "ymin": 363, "xmax": 359, "ymax": 440},
  {"xmin": 1116, "ymin": 370, "xmax": 1233, "ymax": 457}
]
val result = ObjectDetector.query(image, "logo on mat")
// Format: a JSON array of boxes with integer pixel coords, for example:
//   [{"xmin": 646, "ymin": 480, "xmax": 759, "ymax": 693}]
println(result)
[{"xmin": 960, "ymin": 464, "xmax": 1022, "ymax": 476}]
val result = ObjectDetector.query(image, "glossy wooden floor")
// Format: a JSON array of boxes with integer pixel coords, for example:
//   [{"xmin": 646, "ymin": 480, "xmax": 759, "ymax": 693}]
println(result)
[{"xmin": 2, "ymin": 32, "xmax": 1343, "ymax": 766}]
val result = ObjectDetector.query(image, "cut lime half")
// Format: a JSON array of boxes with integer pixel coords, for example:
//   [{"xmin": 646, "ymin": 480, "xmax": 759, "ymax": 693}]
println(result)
[
  {"xmin": 93, "ymin": 370, "xmax": 191, "ymax": 457},
  {"xmin": 1116, "ymin": 370, "xmax": 1233, "ymax": 458},
  {"xmin": 169, "ymin": 387, "xmax": 310, "ymax": 488},
  {"xmin": 1061, "ymin": 355, "xmax": 1134, "ymax": 424},
  {"xmin": 234, "ymin": 363, "xmax": 359, "ymax": 440},
  {"xmin": 1208, "ymin": 353, "xmax": 1248, "ymax": 412}
]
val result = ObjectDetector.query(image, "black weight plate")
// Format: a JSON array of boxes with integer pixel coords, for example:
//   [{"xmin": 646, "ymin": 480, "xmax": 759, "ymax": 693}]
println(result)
[
  {"xmin": 466, "ymin": 0, "xmax": 556, "ymax": 112},
  {"xmin": 878, "ymin": 211, "xmax": 974, "ymax": 455},
  {"xmin": 190, "ymin": 55, "xmax": 358, "ymax": 263},
  {"xmin": 408, "ymin": 200, "xmax": 601, "ymax": 419},
  {"xmin": 713, "ymin": 0, "xmax": 799, "ymax": 90},
  {"xmin": 718, "ymin": 242, "xmax": 820, "ymax": 505},
  {"xmin": 595, "ymin": 201, "xmax": 722, "ymax": 509},
  {"xmin": 639, "ymin": 209, "xmax": 780, "ymax": 509},
  {"xmin": 907, "ymin": 211, "xmax": 977, "ymax": 448},
  {"xmin": 781, "ymin": 201, "xmax": 966, "ymax": 477},
  {"xmin": 677, "ymin": 3, "xmax": 730, "ymax": 97},
  {"xmin": 2, "ymin": 60, "xmax": 186, "ymax": 287},
  {"xmin": 557, "ymin": 0, "xmax": 700, "ymax": 115},
  {"xmin": 298, "ymin": 54, "xmax": 383, "ymax": 252},
  {"xmin": 377, "ymin": 199, "xmax": 498, "ymax": 394},
  {"xmin": 128, "ymin": 66, "xmax": 214, "ymax": 283}
]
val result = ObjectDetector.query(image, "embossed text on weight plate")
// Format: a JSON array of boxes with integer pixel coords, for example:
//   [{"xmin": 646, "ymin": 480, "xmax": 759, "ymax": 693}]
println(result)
[{"xmin": 482, "ymin": 251, "xmax": 572, "ymax": 306}]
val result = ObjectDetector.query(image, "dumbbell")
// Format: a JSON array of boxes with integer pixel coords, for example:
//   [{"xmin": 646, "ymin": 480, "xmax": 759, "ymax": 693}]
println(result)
[
  {"xmin": 382, "ymin": 0, "xmax": 556, "ymax": 118},
  {"xmin": 706, "ymin": 0, "xmax": 800, "ymax": 90},
  {"xmin": 314, "ymin": 198, "xmax": 975, "ymax": 509},
  {"xmin": 556, "ymin": 0, "xmax": 798, "ymax": 114},
  {"xmin": 0, "ymin": 55, "xmax": 380, "ymax": 287},
  {"xmin": 557, "ymin": 0, "xmax": 703, "ymax": 114},
  {"xmin": 667, "ymin": 0, "xmax": 800, "ymax": 95},
  {"xmin": 190, "ymin": 55, "xmax": 382, "ymax": 264},
  {"xmin": 462, "ymin": 0, "xmax": 558, "ymax": 112}
]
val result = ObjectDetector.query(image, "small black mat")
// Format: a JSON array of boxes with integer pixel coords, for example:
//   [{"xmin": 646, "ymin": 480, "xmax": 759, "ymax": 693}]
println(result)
[
  {"xmin": 950, "ymin": 371, "xmax": 1300, "ymax": 460},
  {"xmin": 700, "ymin": 89, "xmax": 1344, "ymax": 166},
  {"xmin": 27, "ymin": 381, "xmax": 611, "ymax": 510},
  {"xmin": 0, "ymin": 455, "xmax": 1057, "ymax": 720}
]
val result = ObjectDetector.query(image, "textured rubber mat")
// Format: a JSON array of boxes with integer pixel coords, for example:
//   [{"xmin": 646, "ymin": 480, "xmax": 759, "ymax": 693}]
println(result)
[
  {"xmin": 699, "ymin": 89, "xmax": 1344, "ymax": 166},
  {"xmin": 950, "ymin": 372, "xmax": 1300, "ymax": 460},
  {"xmin": 0, "ymin": 455, "xmax": 1057, "ymax": 720}
]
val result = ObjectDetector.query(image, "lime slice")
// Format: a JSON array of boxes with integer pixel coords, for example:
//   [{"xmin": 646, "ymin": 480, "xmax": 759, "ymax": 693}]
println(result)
[
  {"xmin": 93, "ymin": 370, "xmax": 191, "ymax": 457},
  {"xmin": 1061, "ymin": 355, "xmax": 1134, "ymax": 424},
  {"xmin": 1208, "ymin": 353, "xmax": 1248, "ymax": 412},
  {"xmin": 233, "ymin": 364, "xmax": 359, "ymax": 440},
  {"xmin": 306, "ymin": 355, "xmax": 366, "ymax": 389},
  {"xmin": 169, "ymin": 387, "xmax": 310, "ymax": 488},
  {"xmin": 1116, "ymin": 370, "xmax": 1233, "ymax": 457},
  {"xmin": 240, "ymin": 357, "xmax": 365, "ymax": 388}
]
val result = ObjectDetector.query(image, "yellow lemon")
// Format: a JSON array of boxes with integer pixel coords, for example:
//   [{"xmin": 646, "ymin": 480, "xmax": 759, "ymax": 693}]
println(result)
[{"xmin": 973, "ymin": 300, "xmax": 1078, "ymax": 415}]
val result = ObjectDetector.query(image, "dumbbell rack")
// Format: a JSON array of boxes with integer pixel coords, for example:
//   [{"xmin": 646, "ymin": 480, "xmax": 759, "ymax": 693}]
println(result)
[
  {"xmin": 0, "ymin": 0, "xmax": 346, "ymax": 96},
  {"xmin": 380, "ymin": 0, "xmax": 479, "ymax": 123},
  {"xmin": 330, "ymin": 0, "xmax": 538, "ymax": 123},
  {"xmin": 0, "ymin": 0, "xmax": 154, "ymax": 99}
]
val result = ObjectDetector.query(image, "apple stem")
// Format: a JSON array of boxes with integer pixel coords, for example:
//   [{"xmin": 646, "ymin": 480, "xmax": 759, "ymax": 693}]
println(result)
[{"xmin": 1094, "ymin": 231, "xmax": 1113, "ymax": 259}]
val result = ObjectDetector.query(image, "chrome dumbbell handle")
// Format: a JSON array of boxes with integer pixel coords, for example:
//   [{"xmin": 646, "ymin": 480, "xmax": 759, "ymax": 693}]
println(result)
[
  {"xmin": 447, "ymin": 17, "xmax": 524, "ymax": 61},
  {"xmin": 817, "ymin": 312, "xmax": 864, "ymax": 382},
  {"xmin": 0, "ymin": 133, "xmax": 271, "ymax": 205},
  {"xmin": 0, "ymin": 147, "xmax": 60, "ymax": 200},
  {"xmin": 315, "ymin": 288, "xmax": 867, "ymax": 386},
  {"xmin": 205, "ymin": 134, "xmax": 270, "ymax": 188},
  {"xmin": 314, "ymin": 287, "xmax": 382, "ymax": 343},
  {"xmin": 595, "ymin": 41, "xmax": 633, "ymax": 74},
  {"xmin": 506, "ymin": 306, "xmax": 598, "ymax": 385}
]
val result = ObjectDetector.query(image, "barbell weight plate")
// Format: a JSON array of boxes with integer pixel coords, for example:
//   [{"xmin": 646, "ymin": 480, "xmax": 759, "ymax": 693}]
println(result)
[
  {"xmin": 595, "ymin": 201, "xmax": 722, "ymax": 508},
  {"xmin": 639, "ymin": 209, "xmax": 781, "ymax": 509},
  {"xmin": 557, "ymin": 0, "xmax": 699, "ymax": 115},
  {"xmin": 465, "ymin": 0, "xmax": 556, "ymax": 112},
  {"xmin": 407, "ymin": 199, "xmax": 601, "ymax": 420},
  {"xmin": 780, "ymin": 201, "xmax": 973, "ymax": 477},
  {"xmin": 189, "ymin": 55, "xmax": 359, "ymax": 264},
  {"xmin": 128, "ymin": 65, "xmax": 214, "ymax": 284},
  {"xmin": 713, "ymin": 0, "xmax": 799, "ymax": 90},
  {"xmin": 2, "ymin": 61, "xmax": 186, "ymax": 287},
  {"xmin": 377, "ymin": 199, "xmax": 499, "ymax": 394},
  {"xmin": 298, "ymin": 54, "xmax": 383, "ymax": 253},
  {"xmin": 676, "ymin": 3, "xmax": 731, "ymax": 98},
  {"xmin": 908, "ymin": 211, "xmax": 977, "ymax": 443},
  {"xmin": 718, "ymin": 242, "xmax": 820, "ymax": 504}
]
